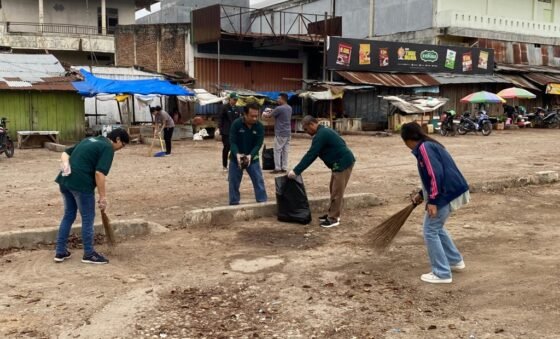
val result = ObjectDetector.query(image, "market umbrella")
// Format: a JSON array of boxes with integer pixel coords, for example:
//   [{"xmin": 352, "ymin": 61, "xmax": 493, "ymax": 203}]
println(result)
[
  {"xmin": 496, "ymin": 87, "xmax": 536, "ymax": 99},
  {"xmin": 460, "ymin": 91, "xmax": 505, "ymax": 104}
]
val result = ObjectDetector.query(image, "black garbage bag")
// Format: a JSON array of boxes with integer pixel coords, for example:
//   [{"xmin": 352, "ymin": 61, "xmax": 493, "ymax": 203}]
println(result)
[
  {"xmin": 262, "ymin": 144, "xmax": 275, "ymax": 170},
  {"xmin": 275, "ymin": 175, "xmax": 312, "ymax": 224}
]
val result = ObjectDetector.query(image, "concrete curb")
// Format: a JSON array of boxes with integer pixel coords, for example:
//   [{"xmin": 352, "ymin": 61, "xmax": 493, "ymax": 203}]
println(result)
[
  {"xmin": 469, "ymin": 171, "xmax": 559, "ymax": 193},
  {"xmin": 181, "ymin": 193, "xmax": 383, "ymax": 228},
  {"xmin": 0, "ymin": 219, "xmax": 168, "ymax": 249}
]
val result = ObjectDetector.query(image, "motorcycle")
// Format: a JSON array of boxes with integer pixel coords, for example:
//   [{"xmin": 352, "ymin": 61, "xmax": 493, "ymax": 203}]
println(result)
[
  {"xmin": 439, "ymin": 109, "xmax": 457, "ymax": 136},
  {"xmin": 457, "ymin": 111, "xmax": 492, "ymax": 136},
  {"xmin": 527, "ymin": 107, "xmax": 559, "ymax": 128},
  {"xmin": 0, "ymin": 117, "xmax": 15, "ymax": 158}
]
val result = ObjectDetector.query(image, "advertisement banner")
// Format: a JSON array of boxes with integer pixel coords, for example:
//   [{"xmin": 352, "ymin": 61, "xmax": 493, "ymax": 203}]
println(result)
[{"xmin": 327, "ymin": 37, "xmax": 494, "ymax": 75}]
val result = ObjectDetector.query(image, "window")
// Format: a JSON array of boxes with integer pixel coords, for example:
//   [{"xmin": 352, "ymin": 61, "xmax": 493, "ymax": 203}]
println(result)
[{"xmin": 97, "ymin": 8, "xmax": 118, "ymax": 34}]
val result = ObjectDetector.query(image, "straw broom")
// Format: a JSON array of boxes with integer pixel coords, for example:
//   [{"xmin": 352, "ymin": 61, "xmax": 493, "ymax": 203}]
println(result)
[
  {"xmin": 366, "ymin": 202, "xmax": 420, "ymax": 249},
  {"xmin": 101, "ymin": 210, "xmax": 116, "ymax": 247}
]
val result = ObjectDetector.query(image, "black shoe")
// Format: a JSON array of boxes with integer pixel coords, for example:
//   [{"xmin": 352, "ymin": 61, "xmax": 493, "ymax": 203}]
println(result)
[
  {"xmin": 320, "ymin": 218, "xmax": 340, "ymax": 228},
  {"xmin": 54, "ymin": 251, "xmax": 72, "ymax": 263},
  {"xmin": 318, "ymin": 214, "xmax": 329, "ymax": 222},
  {"xmin": 280, "ymin": 170, "xmax": 288, "ymax": 173},
  {"xmin": 271, "ymin": 169, "xmax": 283, "ymax": 174},
  {"xmin": 82, "ymin": 251, "xmax": 109, "ymax": 264}
]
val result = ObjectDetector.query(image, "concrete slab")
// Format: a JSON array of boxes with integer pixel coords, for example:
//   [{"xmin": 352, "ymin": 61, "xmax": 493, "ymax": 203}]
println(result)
[
  {"xmin": 469, "ymin": 171, "xmax": 559, "ymax": 193},
  {"xmin": 0, "ymin": 219, "xmax": 168, "ymax": 249},
  {"xmin": 44, "ymin": 142, "xmax": 68, "ymax": 152},
  {"xmin": 181, "ymin": 193, "xmax": 383, "ymax": 228}
]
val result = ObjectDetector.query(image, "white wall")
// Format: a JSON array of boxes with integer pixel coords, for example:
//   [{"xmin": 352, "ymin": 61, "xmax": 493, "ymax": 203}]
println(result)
[
  {"xmin": 437, "ymin": 0, "xmax": 560, "ymax": 23},
  {"xmin": 3, "ymin": 0, "xmax": 135, "ymax": 27}
]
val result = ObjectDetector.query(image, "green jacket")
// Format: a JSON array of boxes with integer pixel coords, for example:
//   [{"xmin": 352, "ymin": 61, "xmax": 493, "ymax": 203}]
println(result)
[
  {"xmin": 294, "ymin": 125, "xmax": 355, "ymax": 175},
  {"xmin": 55, "ymin": 136, "xmax": 114, "ymax": 193},
  {"xmin": 229, "ymin": 117, "xmax": 264, "ymax": 164}
]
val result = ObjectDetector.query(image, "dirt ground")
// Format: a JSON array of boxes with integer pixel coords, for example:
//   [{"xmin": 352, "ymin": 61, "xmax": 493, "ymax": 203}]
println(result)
[{"xmin": 1, "ymin": 129, "xmax": 560, "ymax": 338}]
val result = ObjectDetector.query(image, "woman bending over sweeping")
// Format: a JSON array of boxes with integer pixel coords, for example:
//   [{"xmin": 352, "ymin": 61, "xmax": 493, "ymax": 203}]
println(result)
[{"xmin": 401, "ymin": 122, "xmax": 470, "ymax": 284}]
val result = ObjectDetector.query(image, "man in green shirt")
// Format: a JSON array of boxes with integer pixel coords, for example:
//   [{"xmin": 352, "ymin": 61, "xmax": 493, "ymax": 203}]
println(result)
[
  {"xmin": 54, "ymin": 129, "xmax": 129, "ymax": 264},
  {"xmin": 228, "ymin": 103, "xmax": 268, "ymax": 205},
  {"xmin": 288, "ymin": 116, "xmax": 355, "ymax": 228}
]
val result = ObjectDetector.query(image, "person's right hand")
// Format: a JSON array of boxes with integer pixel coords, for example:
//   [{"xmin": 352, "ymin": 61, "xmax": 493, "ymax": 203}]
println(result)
[
  {"xmin": 236, "ymin": 153, "xmax": 244, "ymax": 168},
  {"xmin": 98, "ymin": 197, "xmax": 108, "ymax": 211},
  {"xmin": 411, "ymin": 192, "xmax": 423, "ymax": 205}
]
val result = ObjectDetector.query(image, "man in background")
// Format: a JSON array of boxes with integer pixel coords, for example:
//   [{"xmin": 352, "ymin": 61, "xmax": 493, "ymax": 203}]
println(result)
[
  {"xmin": 151, "ymin": 106, "xmax": 175, "ymax": 156},
  {"xmin": 219, "ymin": 92, "xmax": 240, "ymax": 171},
  {"xmin": 264, "ymin": 93, "xmax": 292, "ymax": 174}
]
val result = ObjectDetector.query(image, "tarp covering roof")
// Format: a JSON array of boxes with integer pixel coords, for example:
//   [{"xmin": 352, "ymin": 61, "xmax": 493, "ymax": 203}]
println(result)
[
  {"xmin": 382, "ymin": 96, "xmax": 448, "ymax": 114},
  {"xmin": 73, "ymin": 69, "xmax": 193, "ymax": 97},
  {"xmin": 337, "ymin": 71, "xmax": 439, "ymax": 87}
]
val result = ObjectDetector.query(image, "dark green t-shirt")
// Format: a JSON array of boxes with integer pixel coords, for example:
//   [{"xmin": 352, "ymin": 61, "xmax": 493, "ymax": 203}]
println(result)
[
  {"xmin": 55, "ymin": 136, "xmax": 115, "ymax": 193},
  {"xmin": 229, "ymin": 117, "xmax": 264, "ymax": 164}
]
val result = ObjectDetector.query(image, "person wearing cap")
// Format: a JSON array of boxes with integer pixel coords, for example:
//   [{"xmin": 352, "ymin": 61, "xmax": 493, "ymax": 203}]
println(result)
[
  {"xmin": 219, "ymin": 92, "xmax": 240, "ymax": 171},
  {"xmin": 150, "ymin": 106, "xmax": 175, "ymax": 156}
]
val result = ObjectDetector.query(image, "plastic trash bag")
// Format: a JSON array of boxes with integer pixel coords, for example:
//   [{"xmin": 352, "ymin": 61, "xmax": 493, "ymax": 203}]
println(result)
[
  {"xmin": 275, "ymin": 175, "xmax": 312, "ymax": 224},
  {"xmin": 262, "ymin": 144, "xmax": 275, "ymax": 170}
]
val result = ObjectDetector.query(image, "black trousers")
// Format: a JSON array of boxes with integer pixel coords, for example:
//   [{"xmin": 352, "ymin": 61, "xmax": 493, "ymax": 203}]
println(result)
[
  {"xmin": 221, "ymin": 135, "xmax": 230, "ymax": 168},
  {"xmin": 163, "ymin": 127, "xmax": 174, "ymax": 154}
]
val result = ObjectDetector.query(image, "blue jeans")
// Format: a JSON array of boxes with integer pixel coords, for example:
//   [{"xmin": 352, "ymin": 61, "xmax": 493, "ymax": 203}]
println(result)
[
  {"xmin": 423, "ymin": 204, "xmax": 463, "ymax": 279},
  {"xmin": 229, "ymin": 161, "xmax": 268, "ymax": 205},
  {"xmin": 55, "ymin": 185, "xmax": 96, "ymax": 256}
]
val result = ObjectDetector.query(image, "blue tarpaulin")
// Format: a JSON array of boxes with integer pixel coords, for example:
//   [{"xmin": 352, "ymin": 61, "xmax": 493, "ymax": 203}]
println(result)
[
  {"xmin": 257, "ymin": 91, "xmax": 297, "ymax": 101},
  {"xmin": 73, "ymin": 69, "xmax": 193, "ymax": 97}
]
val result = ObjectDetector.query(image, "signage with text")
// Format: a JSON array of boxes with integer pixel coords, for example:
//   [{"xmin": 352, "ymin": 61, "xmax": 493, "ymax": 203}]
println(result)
[{"xmin": 327, "ymin": 37, "xmax": 494, "ymax": 74}]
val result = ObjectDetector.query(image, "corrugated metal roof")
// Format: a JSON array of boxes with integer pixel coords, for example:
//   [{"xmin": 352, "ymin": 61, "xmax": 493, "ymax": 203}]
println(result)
[
  {"xmin": 0, "ymin": 54, "xmax": 77, "ymax": 91},
  {"xmin": 523, "ymin": 73, "xmax": 560, "ymax": 86},
  {"xmin": 496, "ymin": 63, "xmax": 560, "ymax": 74},
  {"xmin": 498, "ymin": 74, "xmax": 540, "ymax": 90},
  {"xmin": 0, "ymin": 54, "xmax": 65, "ymax": 80},
  {"xmin": 336, "ymin": 71, "xmax": 439, "ymax": 88},
  {"xmin": 431, "ymin": 73, "xmax": 509, "ymax": 85},
  {"xmin": 0, "ymin": 76, "xmax": 77, "ymax": 91},
  {"xmin": 71, "ymin": 66, "xmax": 165, "ymax": 80}
]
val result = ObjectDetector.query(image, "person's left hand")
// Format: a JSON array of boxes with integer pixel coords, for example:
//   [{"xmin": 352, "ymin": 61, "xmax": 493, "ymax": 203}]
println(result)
[
  {"xmin": 427, "ymin": 204, "xmax": 437, "ymax": 218},
  {"xmin": 287, "ymin": 170, "xmax": 297, "ymax": 179}
]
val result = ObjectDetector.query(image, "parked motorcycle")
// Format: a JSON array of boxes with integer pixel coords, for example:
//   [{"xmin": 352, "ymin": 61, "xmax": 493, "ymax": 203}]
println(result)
[
  {"xmin": 527, "ymin": 107, "xmax": 559, "ymax": 128},
  {"xmin": 457, "ymin": 111, "xmax": 492, "ymax": 136},
  {"xmin": 439, "ymin": 109, "xmax": 457, "ymax": 136},
  {"xmin": 0, "ymin": 117, "xmax": 15, "ymax": 158}
]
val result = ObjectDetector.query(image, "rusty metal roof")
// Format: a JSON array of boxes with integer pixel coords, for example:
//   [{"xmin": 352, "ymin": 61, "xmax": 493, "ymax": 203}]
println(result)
[
  {"xmin": 498, "ymin": 74, "xmax": 540, "ymax": 90},
  {"xmin": 496, "ymin": 63, "xmax": 560, "ymax": 74},
  {"xmin": 522, "ymin": 73, "xmax": 560, "ymax": 86},
  {"xmin": 336, "ymin": 71, "xmax": 439, "ymax": 88},
  {"xmin": 0, "ymin": 76, "xmax": 77, "ymax": 91}
]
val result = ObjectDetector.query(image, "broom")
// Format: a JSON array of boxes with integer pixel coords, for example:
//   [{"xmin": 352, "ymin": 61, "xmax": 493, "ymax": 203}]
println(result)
[
  {"xmin": 101, "ymin": 210, "xmax": 116, "ymax": 247},
  {"xmin": 366, "ymin": 202, "xmax": 420, "ymax": 250}
]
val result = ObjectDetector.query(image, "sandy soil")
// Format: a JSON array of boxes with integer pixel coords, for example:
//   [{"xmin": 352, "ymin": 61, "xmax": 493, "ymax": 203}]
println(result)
[{"xmin": 1, "ymin": 129, "xmax": 560, "ymax": 338}]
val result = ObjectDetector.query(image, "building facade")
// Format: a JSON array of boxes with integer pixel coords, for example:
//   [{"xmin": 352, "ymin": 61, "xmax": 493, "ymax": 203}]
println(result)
[{"xmin": 0, "ymin": 0, "xmax": 155, "ymax": 65}]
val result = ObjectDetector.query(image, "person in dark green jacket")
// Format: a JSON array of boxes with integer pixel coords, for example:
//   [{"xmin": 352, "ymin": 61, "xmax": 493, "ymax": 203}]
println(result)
[
  {"xmin": 288, "ymin": 115, "xmax": 355, "ymax": 228},
  {"xmin": 54, "ymin": 129, "xmax": 129, "ymax": 265},
  {"xmin": 228, "ymin": 103, "xmax": 268, "ymax": 205}
]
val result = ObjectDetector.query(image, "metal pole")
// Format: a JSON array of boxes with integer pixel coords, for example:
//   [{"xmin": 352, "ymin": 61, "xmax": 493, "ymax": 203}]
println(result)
[
  {"xmin": 322, "ymin": 12, "xmax": 328, "ymax": 81},
  {"xmin": 217, "ymin": 39, "xmax": 221, "ymax": 92}
]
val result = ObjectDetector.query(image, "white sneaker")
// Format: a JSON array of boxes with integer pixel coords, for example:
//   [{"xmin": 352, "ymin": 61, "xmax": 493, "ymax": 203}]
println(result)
[
  {"xmin": 451, "ymin": 260, "xmax": 466, "ymax": 272},
  {"xmin": 420, "ymin": 272, "xmax": 452, "ymax": 284}
]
